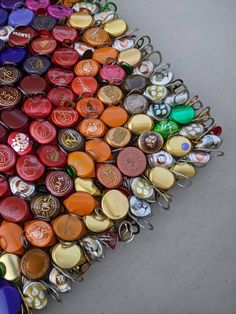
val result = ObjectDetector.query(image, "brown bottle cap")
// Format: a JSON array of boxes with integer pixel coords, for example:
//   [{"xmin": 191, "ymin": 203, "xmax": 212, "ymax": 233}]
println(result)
[
  {"xmin": 67, "ymin": 151, "xmax": 95, "ymax": 178},
  {"xmin": 117, "ymin": 147, "xmax": 147, "ymax": 177},
  {"xmin": 25, "ymin": 220, "xmax": 56, "ymax": 248},
  {"xmin": 63, "ymin": 192, "xmax": 99, "ymax": 216},
  {"xmin": 58, "ymin": 128, "xmax": 85, "ymax": 153},
  {"xmin": 97, "ymin": 164, "xmax": 123, "ymax": 189},
  {"xmin": 0, "ymin": 221, "xmax": 24, "ymax": 255},
  {"xmin": 77, "ymin": 118, "xmax": 106, "ymax": 138},
  {"xmin": 82, "ymin": 27, "xmax": 111, "ymax": 47},
  {"xmin": 21, "ymin": 248, "xmax": 51, "ymax": 280},
  {"xmin": 30, "ymin": 194, "xmax": 61, "ymax": 221},
  {"xmin": 97, "ymin": 85, "xmax": 123, "ymax": 105},
  {"xmin": 0, "ymin": 86, "xmax": 22, "ymax": 109},
  {"xmin": 105, "ymin": 127, "xmax": 131, "ymax": 148},
  {"xmin": 52, "ymin": 214, "xmax": 86, "ymax": 241},
  {"xmin": 100, "ymin": 106, "xmax": 129, "ymax": 127},
  {"xmin": 138, "ymin": 131, "xmax": 164, "ymax": 154},
  {"xmin": 45, "ymin": 171, "xmax": 73, "ymax": 198},
  {"xmin": 85, "ymin": 139, "xmax": 112, "ymax": 162}
]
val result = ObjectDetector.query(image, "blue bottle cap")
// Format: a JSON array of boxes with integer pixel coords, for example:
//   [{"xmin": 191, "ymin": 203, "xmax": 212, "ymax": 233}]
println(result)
[
  {"xmin": 31, "ymin": 14, "xmax": 57, "ymax": 31},
  {"xmin": 0, "ymin": 47, "xmax": 28, "ymax": 65},
  {"xmin": 23, "ymin": 55, "xmax": 51, "ymax": 75},
  {"xmin": 0, "ymin": 280, "xmax": 22, "ymax": 314},
  {"xmin": 8, "ymin": 8, "xmax": 35, "ymax": 28},
  {"xmin": 0, "ymin": 0, "xmax": 23, "ymax": 10},
  {"xmin": 0, "ymin": 39, "xmax": 5, "ymax": 52},
  {"xmin": 0, "ymin": 9, "xmax": 8, "ymax": 27}
]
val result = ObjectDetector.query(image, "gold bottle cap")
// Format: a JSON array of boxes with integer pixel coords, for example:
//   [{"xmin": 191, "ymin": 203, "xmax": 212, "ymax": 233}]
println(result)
[
  {"xmin": 68, "ymin": 12, "xmax": 93, "ymax": 30},
  {"xmin": 83, "ymin": 213, "xmax": 113, "ymax": 233},
  {"xmin": 146, "ymin": 166, "xmax": 176, "ymax": 190},
  {"xmin": 0, "ymin": 253, "xmax": 21, "ymax": 282},
  {"xmin": 165, "ymin": 136, "xmax": 192, "ymax": 157},
  {"xmin": 125, "ymin": 114, "xmax": 154, "ymax": 135},
  {"xmin": 101, "ymin": 190, "xmax": 129, "ymax": 220},
  {"xmin": 82, "ymin": 27, "xmax": 111, "ymax": 47},
  {"xmin": 118, "ymin": 48, "xmax": 142, "ymax": 67},
  {"xmin": 171, "ymin": 163, "xmax": 196, "ymax": 179},
  {"xmin": 51, "ymin": 244, "xmax": 84, "ymax": 269},
  {"xmin": 103, "ymin": 19, "xmax": 128, "ymax": 37},
  {"xmin": 75, "ymin": 177, "xmax": 101, "ymax": 196},
  {"xmin": 97, "ymin": 85, "xmax": 123, "ymax": 105},
  {"xmin": 105, "ymin": 127, "xmax": 131, "ymax": 148}
]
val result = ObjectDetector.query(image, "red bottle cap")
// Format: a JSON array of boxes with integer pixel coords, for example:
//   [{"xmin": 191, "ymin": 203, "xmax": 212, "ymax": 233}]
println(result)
[
  {"xmin": 47, "ymin": 86, "xmax": 75, "ymax": 107},
  {"xmin": 0, "ymin": 176, "xmax": 10, "ymax": 198},
  {"xmin": 99, "ymin": 64, "xmax": 126, "ymax": 84},
  {"xmin": 19, "ymin": 75, "xmax": 48, "ymax": 96},
  {"xmin": 1, "ymin": 109, "xmax": 29, "ymax": 131},
  {"xmin": 8, "ymin": 26, "xmax": 37, "ymax": 47},
  {"xmin": 52, "ymin": 47, "xmax": 79, "ymax": 67},
  {"xmin": 45, "ymin": 171, "xmax": 73, "ymax": 197},
  {"xmin": 46, "ymin": 67, "xmax": 74, "ymax": 86},
  {"xmin": 0, "ymin": 196, "xmax": 30, "ymax": 223},
  {"xmin": 97, "ymin": 164, "xmax": 123, "ymax": 189},
  {"xmin": 23, "ymin": 96, "xmax": 52, "ymax": 119},
  {"xmin": 16, "ymin": 155, "xmax": 45, "ymax": 182},
  {"xmin": 37, "ymin": 145, "xmax": 67, "ymax": 168},
  {"xmin": 50, "ymin": 107, "xmax": 79, "ymax": 128},
  {"xmin": 8, "ymin": 132, "xmax": 33, "ymax": 156},
  {"xmin": 117, "ymin": 147, "xmax": 147, "ymax": 177},
  {"xmin": 30, "ymin": 120, "xmax": 56, "ymax": 144},
  {"xmin": 31, "ymin": 36, "xmax": 57, "ymax": 55},
  {"xmin": 71, "ymin": 76, "xmax": 99, "ymax": 97},
  {"xmin": 0, "ymin": 124, "xmax": 8, "ymax": 143},
  {"xmin": 0, "ymin": 144, "xmax": 16, "ymax": 172},
  {"xmin": 51, "ymin": 25, "xmax": 78, "ymax": 43}
]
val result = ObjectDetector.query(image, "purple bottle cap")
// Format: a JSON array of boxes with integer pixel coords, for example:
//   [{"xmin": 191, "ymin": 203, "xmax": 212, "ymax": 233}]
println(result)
[
  {"xmin": 0, "ymin": 9, "xmax": 8, "ymax": 27},
  {"xmin": 47, "ymin": 4, "xmax": 73, "ymax": 19},
  {"xmin": 0, "ymin": 47, "xmax": 28, "ymax": 65},
  {"xmin": 0, "ymin": 0, "xmax": 23, "ymax": 10},
  {"xmin": 8, "ymin": 8, "xmax": 35, "ymax": 28},
  {"xmin": 25, "ymin": 0, "xmax": 50, "ymax": 11},
  {"xmin": 0, "ymin": 280, "xmax": 22, "ymax": 314}
]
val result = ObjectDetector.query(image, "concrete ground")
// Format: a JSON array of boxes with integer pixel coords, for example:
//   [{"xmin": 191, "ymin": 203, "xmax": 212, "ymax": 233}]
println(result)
[{"xmin": 45, "ymin": 0, "xmax": 236, "ymax": 313}]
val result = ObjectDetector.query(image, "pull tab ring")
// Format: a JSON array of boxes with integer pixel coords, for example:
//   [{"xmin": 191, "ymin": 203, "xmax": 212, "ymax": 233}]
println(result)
[
  {"xmin": 40, "ymin": 281, "xmax": 62, "ymax": 303},
  {"xmin": 143, "ymin": 50, "xmax": 162, "ymax": 67},
  {"xmin": 134, "ymin": 35, "xmax": 151, "ymax": 50},
  {"xmin": 128, "ymin": 213, "xmax": 153, "ymax": 230},
  {"xmin": 140, "ymin": 43, "xmax": 154, "ymax": 57},
  {"xmin": 172, "ymin": 171, "xmax": 192, "ymax": 188},
  {"xmin": 118, "ymin": 221, "xmax": 135, "ymax": 243}
]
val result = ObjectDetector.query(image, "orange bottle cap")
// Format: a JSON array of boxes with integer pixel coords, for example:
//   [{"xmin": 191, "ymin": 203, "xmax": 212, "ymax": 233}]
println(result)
[
  {"xmin": 52, "ymin": 214, "xmax": 86, "ymax": 241},
  {"xmin": 67, "ymin": 151, "xmax": 95, "ymax": 177},
  {"xmin": 71, "ymin": 76, "xmax": 99, "ymax": 97},
  {"xmin": 25, "ymin": 220, "xmax": 56, "ymax": 248},
  {"xmin": 93, "ymin": 47, "xmax": 118, "ymax": 64},
  {"xmin": 82, "ymin": 27, "xmax": 111, "ymax": 47},
  {"xmin": 77, "ymin": 118, "xmax": 107, "ymax": 138},
  {"xmin": 0, "ymin": 221, "xmax": 24, "ymax": 255},
  {"xmin": 74, "ymin": 59, "xmax": 101, "ymax": 77},
  {"xmin": 76, "ymin": 97, "xmax": 104, "ymax": 118},
  {"xmin": 100, "ymin": 106, "xmax": 129, "ymax": 127},
  {"xmin": 85, "ymin": 139, "xmax": 112, "ymax": 162},
  {"xmin": 63, "ymin": 191, "xmax": 99, "ymax": 216}
]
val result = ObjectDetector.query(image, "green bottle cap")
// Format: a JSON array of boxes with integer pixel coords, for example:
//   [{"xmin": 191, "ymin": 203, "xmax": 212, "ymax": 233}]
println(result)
[
  {"xmin": 169, "ymin": 105, "xmax": 195, "ymax": 124},
  {"xmin": 153, "ymin": 120, "xmax": 180, "ymax": 139}
]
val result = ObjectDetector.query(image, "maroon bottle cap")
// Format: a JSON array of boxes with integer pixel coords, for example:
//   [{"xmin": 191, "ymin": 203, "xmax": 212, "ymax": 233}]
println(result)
[
  {"xmin": 52, "ymin": 47, "xmax": 79, "ymax": 67},
  {"xmin": 1, "ymin": 109, "xmax": 29, "ymax": 131},
  {"xmin": 23, "ymin": 96, "xmax": 52, "ymax": 119},
  {"xmin": 47, "ymin": 86, "xmax": 75, "ymax": 107},
  {"xmin": 0, "ymin": 86, "xmax": 22, "ymax": 109},
  {"xmin": 0, "ymin": 65, "xmax": 22, "ymax": 85},
  {"xmin": 50, "ymin": 107, "xmax": 79, "ymax": 128},
  {"xmin": 7, "ymin": 132, "xmax": 33, "ymax": 156},
  {"xmin": 8, "ymin": 26, "xmax": 37, "ymax": 47},
  {"xmin": 30, "ymin": 120, "xmax": 56, "ymax": 145},
  {"xmin": 16, "ymin": 155, "xmax": 45, "ymax": 182},
  {"xmin": 51, "ymin": 25, "xmax": 77, "ymax": 43},
  {"xmin": 0, "ymin": 124, "xmax": 8, "ymax": 143},
  {"xmin": 31, "ymin": 36, "xmax": 57, "ymax": 55},
  {"xmin": 46, "ymin": 67, "xmax": 74, "ymax": 86},
  {"xmin": 19, "ymin": 75, "xmax": 48, "ymax": 96},
  {"xmin": 0, "ymin": 176, "xmax": 10, "ymax": 198},
  {"xmin": 45, "ymin": 171, "xmax": 73, "ymax": 198},
  {"xmin": 0, "ymin": 196, "xmax": 30, "ymax": 223},
  {"xmin": 97, "ymin": 164, "xmax": 123, "ymax": 189},
  {"xmin": 117, "ymin": 147, "xmax": 147, "ymax": 177},
  {"xmin": 37, "ymin": 145, "xmax": 67, "ymax": 168},
  {"xmin": 0, "ymin": 144, "xmax": 16, "ymax": 172}
]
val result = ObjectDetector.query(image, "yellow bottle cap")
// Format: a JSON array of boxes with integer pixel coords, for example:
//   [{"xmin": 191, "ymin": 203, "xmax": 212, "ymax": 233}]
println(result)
[{"xmin": 101, "ymin": 190, "xmax": 129, "ymax": 220}]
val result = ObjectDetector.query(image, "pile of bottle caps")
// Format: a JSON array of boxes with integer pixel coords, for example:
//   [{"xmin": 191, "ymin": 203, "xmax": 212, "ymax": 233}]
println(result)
[{"xmin": 0, "ymin": 0, "xmax": 223, "ymax": 312}]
